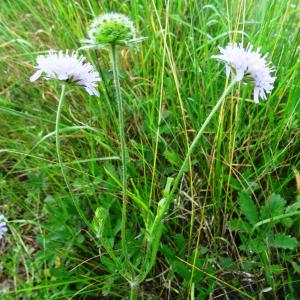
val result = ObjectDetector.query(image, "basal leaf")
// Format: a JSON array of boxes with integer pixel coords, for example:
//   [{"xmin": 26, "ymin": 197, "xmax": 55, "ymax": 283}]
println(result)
[
  {"xmin": 268, "ymin": 233, "xmax": 297, "ymax": 250},
  {"xmin": 230, "ymin": 219, "xmax": 252, "ymax": 233},
  {"xmin": 238, "ymin": 191, "xmax": 259, "ymax": 225},
  {"xmin": 261, "ymin": 193, "xmax": 286, "ymax": 219},
  {"xmin": 241, "ymin": 238, "xmax": 266, "ymax": 253},
  {"xmin": 269, "ymin": 194, "xmax": 286, "ymax": 216}
]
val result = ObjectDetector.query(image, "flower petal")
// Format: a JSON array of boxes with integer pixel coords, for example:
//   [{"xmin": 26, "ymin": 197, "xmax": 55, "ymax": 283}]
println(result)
[
  {"xmin": 235, "ymin": 68, "xmax": 245, "ymax": 81},
  {"xmin": 225, "ymin": 64, "xmax": 231, "ymax": 77},
  {"xmin": 253, "ymin": 87, "xmax": 259, "ymax": 104},
  {"xmin": 85, "ymin": 86, "xmax": 99, "ymax": 97},
  {"xmin": 58, "ymin": 73, "xmax": 68, "ymax": 80},
  {"xmin": 30, "ymin": 70, "xmax": 43, "ymax": 82}
]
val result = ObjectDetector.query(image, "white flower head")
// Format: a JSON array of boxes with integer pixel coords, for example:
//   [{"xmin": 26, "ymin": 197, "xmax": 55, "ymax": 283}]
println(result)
[
  {"xmin": 0, "ymin": 214, "xmax": 7, "ymax": 240},
  {"xmin": 213, "ymin": 43, "xmax": 276, "ymax": 103},
  {"xmin": 82, "ymin": 13, "xmax": 143, "ymax": 49},
  {"xmin": 30, "ymin": 50, "xmax": 101, "ymax": 96}
]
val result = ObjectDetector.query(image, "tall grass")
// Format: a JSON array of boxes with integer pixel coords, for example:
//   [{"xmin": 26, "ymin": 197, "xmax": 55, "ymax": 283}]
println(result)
[{"xmin": 0, "ymin": 0, "xmax": 299, "ymax": 299}]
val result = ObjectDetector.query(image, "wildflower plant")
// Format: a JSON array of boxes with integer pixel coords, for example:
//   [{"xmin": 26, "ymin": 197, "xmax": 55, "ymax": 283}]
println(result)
[
  {"xmin": 29, "ymin": 30, "xmax": 278, "ymax": 299},
  {"xmin": 30, "ymin": 50, "xmax": 100, "ymax": 225},
  {"xmin": 82, "ymin": 12, "xmax": 145, "ymax": 299},
  {"xmin": 212, "ymin": 43, "xmax": 276, "ymax": 103}
]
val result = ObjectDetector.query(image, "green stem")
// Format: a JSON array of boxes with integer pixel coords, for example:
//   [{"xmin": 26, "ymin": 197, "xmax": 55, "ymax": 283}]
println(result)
[
  {"xmin": 130, "ymin": 282, "xmax": 138, "ymax": 300},
  {"xmin": 170, "ymin": 80, "xmax": 236, "ymax": 201},
  {"xmin": 110, "ymin": 44, "xmax": 132, "ymax": 274},
  {"xmin": 252, "ymin": 210, "xmax": 300, "ymax": 233},
  {"xmin": 139, "ymin": 79, "xmax": 237, "ymax": 281},
  {"xmin": 55, "ymin": 84, "xmax": 89, "ymax": 226}
]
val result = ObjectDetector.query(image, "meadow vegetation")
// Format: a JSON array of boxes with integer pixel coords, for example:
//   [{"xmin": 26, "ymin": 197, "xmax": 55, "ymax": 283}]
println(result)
[{"xmin": 0, "ymin": 0, "xmax": 299, "ymax": 299}]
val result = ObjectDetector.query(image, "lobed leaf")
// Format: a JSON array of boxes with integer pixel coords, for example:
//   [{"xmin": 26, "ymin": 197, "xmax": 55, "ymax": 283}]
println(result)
[
  {"xmin": 238, "ymin": 191, "xmax": 259, "ymax": 225},
  {"xmin": 268, "ymin": 233, "xmax": 297, "ymax": 250}
]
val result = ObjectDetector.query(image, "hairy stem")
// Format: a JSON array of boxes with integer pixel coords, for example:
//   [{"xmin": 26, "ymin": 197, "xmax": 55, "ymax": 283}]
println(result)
[
  {"xmin": 139, "ymin": 79, "xmax": 237, "ymax": 281},
  {"xmin": 110, "ymin": 44, "xmax": 133, "ymax": 275},
  {"xmin": 130, "ymin": 282, "xmax": 138, "ymax": 300},
  {"xmin": 55, "ymin": 84, "xmax": 89, "ymax": 225},
  {"xmin": 170, "ymin": 80, "xmax": 237, "ymax": 201}
]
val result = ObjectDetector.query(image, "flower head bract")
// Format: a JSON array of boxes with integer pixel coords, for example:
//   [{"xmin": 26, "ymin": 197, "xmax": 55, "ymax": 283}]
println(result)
[
  {"xmin": 0, "ymin": 214, "xmax": 7, "ymax": 240},
  {"xmin": 82, "ymin": 13, "xmax": 142, "ymax": 48},
  {"xmin": 30, "ymin": 50, "xmax": 101, "ymax": 96},
  {"xmin": 213, "ymin": 43, "xmax": 276, "ymax": 103}
]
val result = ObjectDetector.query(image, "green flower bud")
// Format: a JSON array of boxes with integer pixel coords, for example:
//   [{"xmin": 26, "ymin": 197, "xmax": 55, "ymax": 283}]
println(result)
[{"xmin": 83, "ymin": 13, "xmax": 139, "ymax": 48}]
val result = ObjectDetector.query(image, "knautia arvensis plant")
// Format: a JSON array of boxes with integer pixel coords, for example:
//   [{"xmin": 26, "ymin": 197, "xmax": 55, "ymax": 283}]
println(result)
[
  {"xmin": 31, "ymin": 15, "xmax": 277, "ymax": 300},
  {"xmin": 30, "ymin": 50, "xmax": 100, "ymax": 225},
  {"xmin": 82, "ymin": 12, "xmax": 143, "ymax": 299}
]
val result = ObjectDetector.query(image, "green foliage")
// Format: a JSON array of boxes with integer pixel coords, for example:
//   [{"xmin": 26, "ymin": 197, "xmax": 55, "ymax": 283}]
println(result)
[
  {"xmin": 231, "ymin": 192, "xmax": 299, "ymax": 253},
  {"xmin": 238, "ymin": 190, "xmax": 259, "ymax": 225},
  {"xmin": 231, "ymin": 191, "xmax": 300, "ymax": 291},
  {"xmin": 0, "ymin": 0, "xmax": 299, "ymax": 299},
  {"xmin": 268, "ymin": 233, "xmax": 297, "ymax": 250},
  {"xmin": 260, "ymin": 193, "xmax": 287, "ymax": 219}
]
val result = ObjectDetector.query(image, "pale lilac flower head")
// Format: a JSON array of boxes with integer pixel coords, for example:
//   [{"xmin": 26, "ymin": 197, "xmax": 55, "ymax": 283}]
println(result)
[
  {"xmin": 212, "ymin": 43, "xmax": 276, "ymax": 103},
  {"xmin": 0, "ymin": 215, "xmax": 7, "ymax": 240},
  {"xmin": 30, "ymin": 50, "xmax": 101, "ymax": 96}
]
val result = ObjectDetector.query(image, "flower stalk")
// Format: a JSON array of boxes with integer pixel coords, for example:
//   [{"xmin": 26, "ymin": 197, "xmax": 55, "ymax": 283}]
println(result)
[
  {"xmin": 137, "ymin": 79, "xmax": 237, "ymax": 282},
  {"xmin": 129, "ymin": 281, "xmax": 139, "ymax": 300},
  {"xmin": 110, "ymin": 44, "xmax": 133, "ymax": 275},
  {"xmin": 55, "ymin": 84, "xmax": 89, "ymax": 225},
  {"xmin": 82, "ymin": 12, "xmax": 143, "ymax": 297}
]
